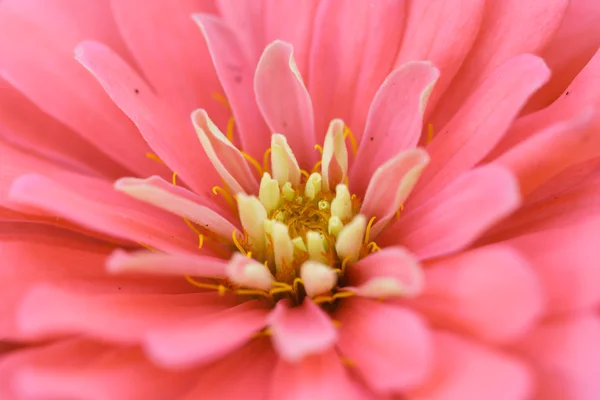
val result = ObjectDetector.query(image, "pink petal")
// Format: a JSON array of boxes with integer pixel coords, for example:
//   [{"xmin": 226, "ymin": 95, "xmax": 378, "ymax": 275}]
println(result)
[
  {"xmin": 270, "ymin": 350, "xmax": 368, "ymax": 400},
  {"xmin": 412, "ymin": 245, "xmax": 544, "ymax": 343},
  {"xmin": 215, "ymin": 0, "xmax": 266, "ymax": 65},
  {"xmin": 350, "ymin": 62, "xmax": 439, "ymax": 193},
  {"xmin": 395, "ymin": 0, "xmax": 486, "ymax": 114},
  {"xmin": 181, "ymin": 338, "xmax": 276, "ymax": 400},
  {"xmin": 308, "ymin": 0, "xmax": 407, "ymax": 139},
  {"xmin": 115, "ymin": 175, "xmax": 239, "ymax": 241},
  {"xmin": 194, "ymin": 14, "xmax": 270, "ymax": 161},
  {"xmin": 430, "ymin": 0, "xmax": 568, "ymax": 127},
  {"xmin": 145, "ymin": 301, "xmax": 268, "ymax": 368},
  {"xmin": 0, "ymin": 1, "xmax": 162, "ymax": 177},
  {"xmin": 110, "ymin": 0, "xmax": 227, "ymax": 125},
  {"xmin": 192, "ymin": 109, "xmax": 259, "ymax": 194},
  {"xmin": 495, "ymin": 110, "xmax": 600, "ymax": 197},
  {"xmin": 107, "ymin": 249, "xmax": 228, "ymax": 278},
  {"xmin": 267, "ymin": 299, "xmax": 337, "ymax": 362},
  {"xmin": 515, "ymin": 315, "xmax": 600, "ymax": 400},
  {"xmin": 506, "ymin": 217, "xmax": 600, "ymax": 314},
  {"xmin": 383, "ymin": 166, "xmax": 521, "ymax": 260},
  {"xmin": 0, "ymin": 78, "xmax": 125, "ymax": 179},
  {"xmin": 345, "ymin": 247, "xmax": 424, "ymax": 298},
  {"xmin": 360, "ymin": 148, "xmax": 429, "ymax": 238},
  {"xmin": 9, "ymin": 173, "xmax": 200, "ymax": 254},
  {"xmin": 408, "ymin": 332, "xmax": 532, "ymax": 400},
  {"xmin": 75, "ymin": 41, "xmax": 219, "ymax": 194},
  {"xmin": 335, "ymin": 298, "xmax": 433, "ymax": 393},
  {"xmin": 226, "ymin": 253, "xmax": 275, "ymax": 291},
  {"xmin": 410, "ymin": 54, "xmax": 550, "ymax": 206},
  {"xmin": 17, "ymin": 285, "xmax": 231, "ymax": 343},
  {"xmin": 254, "ymin": 40, "xmax": 316, "ymax": 165}
]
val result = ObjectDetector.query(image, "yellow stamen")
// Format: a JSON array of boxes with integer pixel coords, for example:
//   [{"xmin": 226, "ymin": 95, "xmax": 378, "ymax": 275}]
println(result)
[
  {"xmin": 331, "ymin": 320, "xmax": 342, "ymax": 327},
  {"xmin": 367, "ymin": 241, "xmax": 382, "ymax": 252},
  {"xmin": 226, "ymin": 115, "xmax": 236, "ymax": 143},
  {"xmin": 364, "ymin": 216, "xmax": 376, "ymax": 244},
  {"xmin": 269, "ymin": 286, "xmax": 295, "ymax": 296},
  {"xmin": 232, "ymin": 230, "xmax": 248, "ymax": 256},
  {"xmin": 235, "ymin": 289, "xmax": 272, "ymax": 299},
  {"xmin": 292, "ymin": 277, "xmax": 304, "ymax": 293},
  {"xmin": 395, "ymin": 204, "xmax": 404, "ymax": 221},
  {"xmin": 299, "ymin": 169, "xmax": 310, "ymax": 180},
  {"xmin": 138, "ymin": 242, "xmax": 158, "ymax": 252},
  {"xmin": 212, "ymin": 185, "xmax": 236, "ymax": 210},
  {"xmin": 262, "ymin": 147, "xmax": 272, "ymax": 173},
  {"xmin": 171, "ymin": 171, "xmax": 178, "ymax": 186},
  {"xmin": 332, "ymin": 291, "xmax": 356, "ymax": 300},
  {"xmin": 241, "ymin": 151, "xmax": 263, "ymax": 177},
  {"xmin": 145, "ymin": 152, "xmax": 165, "ymax": 165},
  {"xmin": 341, "ymin": 255, "xmax": 353, "ymax": 276},
  {"xmin": 252, "ymin": 328, "xmax": 271, "ymax": 338},
  {"xmin": 341, "ymin": 357, "xmax": 355, "ymax": 367},
  {"xmin": 427, "ymin": 123, "xmax": 434, "ymax": 144},
  {"xmin": 343, "ymin": 125, "xmax": 358, "ymax": 155},
  {"xmin": 312, "ymin": 160, "xmax": 322, "ymax": 173},
  {"xmin": 185, "ymin": 275, "xmax": 228, "ymax": 295},
  {"xmin": 211, "ymin": 92, "xmax": 230, "ymax": 108},
  {"xmin": 314, "ymin": 144, "xmax": 323, "ymax": 154}
]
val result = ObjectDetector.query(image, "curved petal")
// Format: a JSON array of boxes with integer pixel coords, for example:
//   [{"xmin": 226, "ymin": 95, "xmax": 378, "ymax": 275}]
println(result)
[
  {"xmin": 383, "ymin": 166, "xmax": 521, "ymax": 260},
  {"xmin": 75, "ymin": 41, "xmax": 218, "ymax": 194},
  {"xmin": 321, "ymin": 119, "xmax": 348, "ymax": 192},
  {"xmin": 268, "ymin": 299, "xmax": 337, "ymax": 362},
  {"xmin": 255, "ymin": 40, "xmax": 315, "ymax": 165},
  {"xmin": 335, "ymin": 298, "xmax": 433, "ymax": 393}
]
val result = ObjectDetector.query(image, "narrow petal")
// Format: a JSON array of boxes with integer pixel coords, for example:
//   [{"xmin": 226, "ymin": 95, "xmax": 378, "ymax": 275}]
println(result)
[
  {"xmin": 335, "ymin": 298, "xmax": 432, "ymax": 393},
  {"xmin": 321, "ymin": 119, "xmax": 348, "ymax": 192},
  {"xmin": 431, "ymin": 0, "xmax": 568, "ymax": 127},
  {"xmin": 194, "ymin": 14, "xmax": 270, "ymax": 160},
  {"xmin": 270, "ymin": 350, "xmax": 366, "ymax": 400},
  {"xmin": 75, "ymin": 41, "xmax": 219, "ymax": 193},
  {"xmin": 408, "ymin": 332, "xmax": 532, "ymax": 400},
  {"xmin": 412, "ymin": 245, "xmax": 544, "ymax": 343},
  {"xmin": 270, "ymin": 134, "xmax": 301, "ymax": 187},
  {"xmin": 236, "ymin": 194, "xmax": 268, "ymax": 252},
  {"xmin": 145, "ymin": 301, "xmax": 268, "ymax": 368},
  {"xmin": 115, "ymin": 176, "xmax": 239, "ymax": 241},
  {"xmin": 345, "ymin": 247, "xmax": 424, "ymax": 298},
  {"xmin": 268, "ymin": 300, "xmax": 337, "ymax": 362},
  {"xmin": 106, "ymin": 249, "xmax": 228, "ymax": 278},
  {"xmin": 410, "ymin": 55, "xmax": 550, "ymax": 206},
  {"xmin": 384, "ymin": 166, "xmax": 521, "ymax": 260},
  {"xmin": 515, "ymin": 315, "xmax": 600, "ymax": 400},
  {"xmin": 9, "ymin": 174, "xmax": 199, "ymax": 254},
  {"xmin": 350, "ymin": 62, "xmax": 439, "ymax": 193},
  {"xmin": 335, "ymin": 215, "xmax": 366, "ymax": 263},
  {"xmin": 255, "ymin": 41, "xmax": 315, "ymax": 165},
  {"xmin": 192, "ymin": 109, "xmax": 259, "ymax": 194},
  {"xmin": 226, "ymin": 253, "xmax": 274, "ymax": 291},
  {"xmin": 360, "ymin": 148, "xmax": 430, "ymax": 238}
]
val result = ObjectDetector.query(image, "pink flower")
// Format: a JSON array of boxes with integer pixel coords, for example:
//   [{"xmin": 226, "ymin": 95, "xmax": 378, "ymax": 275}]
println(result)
[{"xmin": 1, "ymin": 0, "xmax": 600, "ymax": 399}]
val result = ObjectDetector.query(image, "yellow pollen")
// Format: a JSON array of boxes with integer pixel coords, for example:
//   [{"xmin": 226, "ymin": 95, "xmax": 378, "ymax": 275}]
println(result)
[
  {"xmin": 343, "ymin": 125, "xmax": 358, "ymax": 155},
  {"xmin": 145, "ymin": 152, "xmax": 165, "ymax": 164}
]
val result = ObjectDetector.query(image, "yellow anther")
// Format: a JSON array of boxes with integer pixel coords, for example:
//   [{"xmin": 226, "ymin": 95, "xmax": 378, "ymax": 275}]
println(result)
[
  {"xmin": 312, "ymin": 160, "xmax": 322, "ymax": 173},
  {"xmin": 292, "ymin": 277, "xmax": 304, "ymax": 293},
  {"xmin": 262, "ymin": 147, "xmax": 272, "ymax": 174},
  {"xmin": 364, "ymin": 216, "xmax": 377, "ymax": 244},
  {"xmin": 241, "ymin": 151, "xmax": 263, "ymax": 177},
  {"xmin": 332, "ymin": 291, "xmax": 356, "ymax": 300},
  {"xmin": 232, "ymin": 230, "xmax": 247, "ymax": 255},
  {"xmin": 212, "ymin": 185, "xmax": 235, "ymax": 210},
  {"xmin": 343, "ymin": 125, "xmax": 358, "ymax": 155},
  {"xmin": 145, "ymin": 152, "xmax": 165, "ymax": 165},
  {"xmin": 211, "ymin": 92, "xmax": 230, "ymax": 108},
  {"xmin": 235, "ymin": 289, "xmax": 272, "ymax": 299},
  {"xmin": 226, "ymin": 115, "xmax": 236, "ymax": 143},
  {"xmin": 185, "ymin": 275, "xmax": 229, "ymax": 295},
  {"xmin": 271, "ymin": 281, "xmax": 293, "ymax": 289},
  {"xmin": 300, "ymin": 169, "xmax": 310, "ymax": 180},
  {"xmin": 269, "ymin": 287, "xmax": 295, "ymax": 296},
  {"xmin": 171, "ymin": 171, "xmax": 178, "ymax": 186},
  {"xmin": 138, "ymin": 242, "xmax": 158, "ymax": 252},
  {"xmin": 314, "ymin": 144, "xmax": 323, "ymax": 154},
  {"xmin": 427, "ymin": 123, "xmax": 434, "ymax": 144},
  {"xmin": 395, "ymin": 204, "xmax": 405, "ymax": 221},
  {"xmin": 312, "ymin": 295, "xmax": 334, "ymax": 305},
  {"xmin": 367, "ymin": 241, "xmax": 382, "ymax": 252},
  {"xmin": 246, "ymin": 251, "xmax": 252, "ymax": 258}
]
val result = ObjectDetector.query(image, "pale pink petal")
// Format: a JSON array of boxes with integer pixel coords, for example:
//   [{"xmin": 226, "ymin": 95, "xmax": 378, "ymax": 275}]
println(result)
[
  {"xmin": 412, "ymin": 245, "xmax": 544, "ymax": 343},
  {"xmin": 345, "ymin": 247, "xmax": 424, "ymax": 298},
  {"xmin": 194, "ymin": 14, "xmax": 270, "ymax": 160},
  {"xmin": 335, "ymin": 298, "xmax": 433, "ymax": 393},
  {"xmin": 525, "ymin": 0, "xmax": 600, "ymax": 111},
  {"xmin": 300, "ymin": 261, "xmax": 338, "ymax": 298},
  {"xmin": 226, "ymin": 253, "xmax": 275, "ymax": 291},
  {"xmin": 270, "ymin": 350, "xmax": 368, "ymax": 400},
  {"xmin": 0, "ymin": 78, "xmax": 125, "ymax": 179},
  {"xmin": 395, "ymin": 0, "xmax": 486, "ymax": 114},
  {"xmin": 430, "ymin": 0, "xmax": 568, "ymax": 127},
  {"xmin": 107, "ymin": 249, "xmax": 228, "ymax": 278},
  {"xmin": 111, "ymin": 0, "xmax": 227, "ymax": 125},
  {"xmin": 506, "ymin": 217, "xmax": 600, "ymax": 314},
  {"xmin": 410, "ymin": 55, "xmax": 550, "ymax": 206},
  {"xmin": 515, "ymin": 315, "xmax": 600, "ymax": 400},
  {"xmin": 255, "ymin": 40, "xmax": 316, "ymax": 165},
  {"xmin": 360, "ymin": 148, "xmax": 429, "ymax": 238},
  {"xmin": 495, "ymin": 110, "xmax": 600, "ymax": 197},
  {"xmin": 308, "ymin": 0, "xmax": 407, "ymax": 139},
  {"xmin": 9, "ymin": 174, "xmax": 200, "ymax": 254},
  {"xmin": 350, "ymin": 62, "xmax": 439, "ymax": 193},
  {"xmin": 115, "ymin": 175, "xmax": 239, "ymax": 241},
  {"xmin": 408, "ymin": 332, "xmax": 532, "ymax": 400},
  {"xmin": 0, "ymin": 1, "xmax": 162, "ymax": 177},
  {"xmin": 145, "ymin": 301, "xmax": 268, "ymax": 368},
  {"xmin": 321, "ymin": 119, "xmax": 348, "ymax": 192},
  {"xmin": 192, "ymin": 109, "xmax": 259, "ymax": 194},
  {"xmin": 181, "ymin": 338, "xmax": 276, "ymax": 400},
  {"xmin": 17, "ymin": 285, "xmax": 232, "ymax": 342},
  {"xmin": 383, "ymin": 166, "xmax": 521, "ymax": 260},
  {"xmin": 215, "ymin": 0, "xmax": 266, "ymax": 65},
  {"xmin": 268, "ymin": 299, "xmax": 337, "ymax": 362},
  {"xmin": 75, "ymin": 41, "xmax": 219, "ymax": 194}
]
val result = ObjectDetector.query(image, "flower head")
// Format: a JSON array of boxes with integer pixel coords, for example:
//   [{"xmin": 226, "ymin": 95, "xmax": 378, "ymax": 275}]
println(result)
[{"xmin": 1, "ymin": 0, "xmax": 600, "ymax": 399}]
